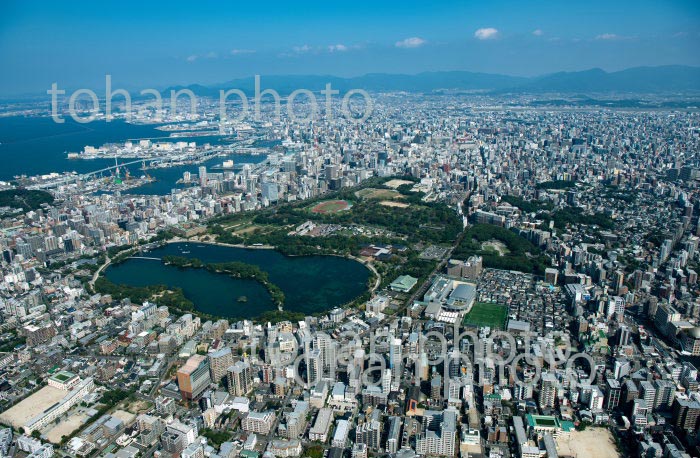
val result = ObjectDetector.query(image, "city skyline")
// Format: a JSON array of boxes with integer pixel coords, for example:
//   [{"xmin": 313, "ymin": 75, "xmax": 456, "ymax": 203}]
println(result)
[{"xmin": 2, "ymin": 2, "xmax": 700, "ymax": 458}]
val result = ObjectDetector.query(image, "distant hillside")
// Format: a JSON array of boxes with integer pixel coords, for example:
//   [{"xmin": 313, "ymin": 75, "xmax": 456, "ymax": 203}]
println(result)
[
  {"xmin": 162, "ymin": 65, "xmax": 700, "ymax": 96},
  {"xmin": 502, "ymin": 65, "xmax": 700, "ymax": 93},
  {"xmin": 164, "ymin": 71, "xmax": 528, "ymax": 96}
]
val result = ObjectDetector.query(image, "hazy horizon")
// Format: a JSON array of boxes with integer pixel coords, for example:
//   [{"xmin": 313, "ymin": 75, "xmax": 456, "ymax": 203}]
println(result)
[{"xmin": 1, "ymin": 0, "xmax": 699, "ymax": 96}]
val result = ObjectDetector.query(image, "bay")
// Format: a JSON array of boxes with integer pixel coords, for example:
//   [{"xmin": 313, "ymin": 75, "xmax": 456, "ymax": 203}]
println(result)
[{"xmin": 0, "ymin": 116, "xmax": 266, "ymax": 195}]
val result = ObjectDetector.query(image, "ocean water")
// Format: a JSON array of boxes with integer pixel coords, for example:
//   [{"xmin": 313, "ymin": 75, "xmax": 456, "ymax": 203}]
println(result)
[{"xmin": 0, "ymin": 116, "xmax": 266, "ymax": 195}]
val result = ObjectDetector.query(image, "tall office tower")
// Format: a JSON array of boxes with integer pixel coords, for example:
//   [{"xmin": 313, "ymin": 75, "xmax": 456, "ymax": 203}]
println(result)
[
  {"xmin": 306, "ymin": 348, "xmax": 322, "ymax": 387},
  {"xmin": 227, "ymin": 361, "xmax": 252, "ymax": 396},
  {"xmin": 261, "ymin": 181, "xmax": 279, "ymax": 203},
  {"xmin": 382, "ymin": 369, "xmax": 392, "ymax": 394},
  {"xmin": 385, "ymin": 416, "xmax": 402, "ymax": 454},
  {"xmin": 430, "ymin": 373, "xmax": 443, "ymax": 400},
  {"xmin": 448, "ymin": 349, "xmax": 463, "ymax": 378},
  {"xmin": 653, "ymin": 379, "xmax": 676, "ymax": 410},
  {"xmin": 177, "ymin": 355, "xmax": 212, "ymax": 401},
  {"xmin": 417, "ymin": 352, "xmax": 430, "ymax": 382},
  {"xmin": 612, "ymin": 270, "xmax": 625, "ymax": 295},
  {"xmin": 606, "ymin": 379, "xmax": 621, "ymax": 410},
  {"xmin": 208, "ymin": 347, "xmax": 234, "ymax": 385},
  {"xmin": 639, "ymin": 380, "xmax": 657, "ymax": 411},
  {"xmin": 325, "ymin": 164, "xmax": 339, "ymax": 180},
  {"xmin": 617, "ymin": 325, "xmax": 631, "ymax": 347},
  {"xmin": 199, "ymin": 166, "xmax": 207, "ymax": 186},
  {"xmin": 348, "ymin": 348, "xmax": 365, "ymax": 394},
  {"xmin": 389, "ymin": 337, "xmax": 403, "ymax": 389},
  {"xmin": 539, "ymin": 373, "xmax": 558, "ymax": 409},
  {"xmin": 660, "ymin": 239, "xmax": 673, "ymax": 262},
  {"xmin": 314, "ymin": 332, "xmax": 336, "ymax": 376}
]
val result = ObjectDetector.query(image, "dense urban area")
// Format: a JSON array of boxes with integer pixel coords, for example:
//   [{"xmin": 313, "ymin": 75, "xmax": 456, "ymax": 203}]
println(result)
[{"xmin": 0, "ymin": 91, "xmax": 700, "ymax": 458}]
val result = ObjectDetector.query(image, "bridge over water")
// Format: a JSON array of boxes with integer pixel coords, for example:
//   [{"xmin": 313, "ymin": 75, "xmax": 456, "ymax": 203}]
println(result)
[{"xmin": 27, "ymin": 159, "xmax": 154, "ymax": 189}]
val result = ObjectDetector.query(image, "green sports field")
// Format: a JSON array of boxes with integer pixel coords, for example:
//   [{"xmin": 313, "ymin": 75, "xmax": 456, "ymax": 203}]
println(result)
[{"xmin": 463, "ymin": 302, "xmax": 508, "ymax": 329}]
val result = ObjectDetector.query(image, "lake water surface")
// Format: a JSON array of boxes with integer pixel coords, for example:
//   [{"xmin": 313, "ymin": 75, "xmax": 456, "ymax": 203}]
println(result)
[{"xmin": 105, "ymin": 242, "xmax": 370, "ymax": 318}]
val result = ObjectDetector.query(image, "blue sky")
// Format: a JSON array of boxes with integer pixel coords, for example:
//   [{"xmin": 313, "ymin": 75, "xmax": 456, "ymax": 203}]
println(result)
[{"xmin": 0, "ymin": 0, "xmax": 699, "ymax": 95}]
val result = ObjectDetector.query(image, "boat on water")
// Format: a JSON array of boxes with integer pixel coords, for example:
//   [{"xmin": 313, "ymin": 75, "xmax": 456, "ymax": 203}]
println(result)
[{"xmin": 181, "ymin": 251, "xmax": 190, "ymax": 254}]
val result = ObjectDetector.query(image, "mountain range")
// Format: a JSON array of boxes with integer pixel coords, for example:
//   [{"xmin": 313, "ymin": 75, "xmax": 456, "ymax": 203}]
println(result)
[{"xmin": 164, "ymin": 65, "xmax": 700, "ymax": 96}]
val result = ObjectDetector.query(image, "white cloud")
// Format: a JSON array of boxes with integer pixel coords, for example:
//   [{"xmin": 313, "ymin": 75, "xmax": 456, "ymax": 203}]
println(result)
[
  {"xmin": 186, "ymin": 51, "xmax": 221, "ymax": 62},
  {"xmin": 474, "ymin": 27, "xmax": 499, "ymax": 40},
  {"xmin": 292, "ymin": 44, "xmax": 312, "ymax": 53},
  {"xmin": 395, "ymin": 37, "xmax": 426, "ymax": 48},
  {"xmin": 230, "ymin": 49, "xmax": 256, "ymax": 55},
  {"xmin": 532, "ymin": 29, "xmax": 543, "ymax": 36},
  {"xmin": 596, "ymin": 33, "xmax": 619, "ymax": 40},
  {"xmin": 328, "ymin": 44, "xmax": 348, "ymax": 52}
]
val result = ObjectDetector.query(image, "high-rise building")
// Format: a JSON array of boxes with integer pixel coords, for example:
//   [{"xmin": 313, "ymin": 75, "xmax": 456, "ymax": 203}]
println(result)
[
  {"xmin": 198, "ymin": 166, "xmax": 208, "ymax": 186},
  {"xmin": 539, "ymin": 373, "xmax": 558, "ymax": 409},
  {"xmin": 261, "ymin": 181, "xmax": 279, "ymax": 203},
  {"xmin": 617, "ymin": 325, "xmax": 631, "ymax": 347},
  {"xmin": 654, "ymin": 303, "xmax": 681, "ymax": 336},
  {"xmin": 631, "ymin": 399, "xmax": 649, "ymax": 427},
  {"xmin": 313, "ymin": 332, "xmax": 336, "ymax": 378},
  {"xmin": 382, "ymin": 369, "xmax": 392, "ymax": 394},
  {"xmin": 623, "ymin": 380, "xmax": 639, "ymax": 405},
  {"xmin": 430, "ymin": 373, "xmax": 442, "ymax": 401},
  {"xmin": 356, "ymin": 410, "xmax": 382, "ymax": 450},
  {"xmin": 348, "ymin": 348, "xmax": 365, "ymax": 394},
  {"xmin": 176, "ymin": 355, "xmax": 211, "ymax": 401},
  {"xmin": 605, "ymin": 379, "xmax": 621, "ymax": 410},
  {"xmin": 652, "ymin": 379, "xmax": 676, "ymax": 410},
  {"xmin": 227, "ymin": 361, "xmax": 252, "ymax": 396},
  {"xmin": 389, "ymin": 337, "xmax": 402, "ymax": 390},
  {"xmin": 306, "ymin": 348, "xmax": 322, "ymax": 387},
  {"xmin": 514, "ymin": 381, "xmax": 534, "ymax": 401},
  {"xmin": 607, "ymin": 296, "xmax": 625, "ymax": 320},
  {"xmin": 208, "ymin": 347, "xmax": 234, "ymax": 385},
  {"xmin": 415, "ymin": 409, "xmax": 457, "ymax": 456},
  {"xmin": 386, "ymin": 416, "xmax": 402, "ymax": 454},
  {"xmin": 660, "ymin": 239, "xmax": 673, "ymax": 262},
  {"xmin": 672, "ymin": 398, "xmax": 700, "ymax": 431},
  {"xmin": 262, "ymin": 364, "xmax": 274, "ymax": 384},
  {"xmin": 325, "ymin": 164, "xmax": 339, "ymax": 181},
  {"xmin": 639, "ymin": 381, "xmax": 656, "ymax": 411}
]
